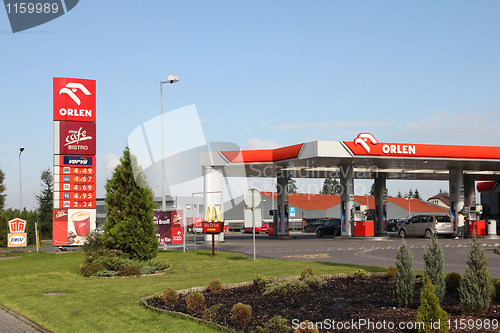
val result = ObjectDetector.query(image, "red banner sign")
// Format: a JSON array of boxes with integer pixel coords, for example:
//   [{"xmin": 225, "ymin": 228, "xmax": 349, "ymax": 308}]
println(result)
[
  {"xmin": 56, "ymin": 121, "xmax": 96, "ymax": 156},
  {"xmin": 203, "ymin": 222, "xmax": 224, "ymax": 233},
  {"xmin": 8, "ymin": 218, "xmax": 27, "ymax": 233},
  {"xmin": 154, "ymin": 211, "xmax": 183, "ymax": 245},
  {"xmin": 53, "ymin": 77, "xmax": 96, "ymax": 122}
]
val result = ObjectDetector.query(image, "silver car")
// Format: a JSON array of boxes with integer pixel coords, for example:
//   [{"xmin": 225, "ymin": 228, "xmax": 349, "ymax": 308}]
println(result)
[{"xmin": 398, "ymin": 214, "xmax": 453, "ymax": 238}]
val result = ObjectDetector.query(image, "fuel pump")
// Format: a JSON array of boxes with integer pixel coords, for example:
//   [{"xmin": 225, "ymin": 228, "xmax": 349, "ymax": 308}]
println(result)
[
  {"xmin": 467, "ymin": 205, "xmax": 485, "ymax": 236},
  {"xmin": 353, "ymin": 205, "xmax": 374, "ymax": 236}
]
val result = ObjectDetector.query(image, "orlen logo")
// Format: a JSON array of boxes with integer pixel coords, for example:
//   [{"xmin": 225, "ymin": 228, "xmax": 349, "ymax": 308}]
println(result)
[
  {"xmin": 352, "ymin": 133, "xmax": 416, "ymax": 155},
  {"xmin": 354, "ymin": 133, "xmax": 378, "ymax": 153},
  {"xmin": 59, "ymin": 83, "xmax": 91, "ymax": 106},
  {"xmin": 54, "ymin": 78, "xmax": 96, "ymax": 122}
]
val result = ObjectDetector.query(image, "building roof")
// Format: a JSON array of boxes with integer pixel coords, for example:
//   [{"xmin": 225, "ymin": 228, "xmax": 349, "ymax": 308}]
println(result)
[
  {"xmin": 260, "ymin": 192, "xmax": 448, "ymax": 213},
  {"xmin": 427, "ymin": 194, "xmax": 451, "ymax": 207}
]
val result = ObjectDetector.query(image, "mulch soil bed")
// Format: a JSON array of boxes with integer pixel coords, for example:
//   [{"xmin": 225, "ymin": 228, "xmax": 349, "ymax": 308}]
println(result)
[{"xmin": 147, "ymin": 276, "xmax": 500, "ymax": 332}]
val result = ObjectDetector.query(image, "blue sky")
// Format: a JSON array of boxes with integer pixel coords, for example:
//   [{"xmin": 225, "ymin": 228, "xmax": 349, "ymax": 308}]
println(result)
[{"xmin": 1, "ymin": 0, "xmax": 500, "ymax": 209}]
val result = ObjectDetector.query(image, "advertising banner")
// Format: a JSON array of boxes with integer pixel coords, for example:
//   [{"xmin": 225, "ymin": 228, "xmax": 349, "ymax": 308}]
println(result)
[
  {"xmin": 54, "ymin": 121, "xmax": 96, "ymax": 156},
  {"xmin": 53, "ymin": 208, "xmax": 96, "ymax": 246},
  {"xmin": 154, "ymin": 211, "xmax": 183, "ymax": 245},
  {"xmin": 53, "ymin": 77, "xmax": 96, "ymax": 122}
]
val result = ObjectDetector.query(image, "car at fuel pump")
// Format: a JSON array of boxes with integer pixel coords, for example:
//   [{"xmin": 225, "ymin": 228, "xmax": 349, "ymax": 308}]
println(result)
[
  {"xmin": 315, "ymin": 218, "xmax": 342, "ymax": 237},
  {"xmin": 398, "ymin": 214, "xmax": 453, "ymax": 238}
]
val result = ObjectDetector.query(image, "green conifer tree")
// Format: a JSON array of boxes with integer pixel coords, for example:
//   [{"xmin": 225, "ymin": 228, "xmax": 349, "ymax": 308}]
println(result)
[
  {"xmin": 102, "ymin": 147, "xmax": 158, "ymax": 261},
  {"xmin": 394, "ymin": 239, "xmax": 416, "ymax": 307},
  {"xmin": 459, "ymin": 234, "xmax": 494, "ymax": 315},
  {"xmin": 416, "ymin": 279, "xmax": 449, "ymax": 333},
  {"xmin": 0, "ymin": 166, "xmax": 6, "ymax": 210},
  {"xmin": 423, "ymin": 234, "xmax": 446, "ymax": 301},
  {"xmin": 35, "ymin": 168, "xmax": 53, "ymax": 238}
]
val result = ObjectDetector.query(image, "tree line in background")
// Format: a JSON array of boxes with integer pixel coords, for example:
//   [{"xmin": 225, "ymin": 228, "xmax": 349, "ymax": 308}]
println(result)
[{"xmin": 0, "ymin": 165, "xmax": 53, "ymax": 247}]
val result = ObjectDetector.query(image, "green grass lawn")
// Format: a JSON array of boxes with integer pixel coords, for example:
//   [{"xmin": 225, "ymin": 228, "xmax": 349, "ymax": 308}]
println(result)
[{"xmin": 0, "ymin": 250, "xmax": 386, "ymax": 332}]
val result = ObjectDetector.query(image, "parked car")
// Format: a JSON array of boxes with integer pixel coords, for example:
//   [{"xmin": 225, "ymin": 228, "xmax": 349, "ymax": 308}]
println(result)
[
  {"xmin": 316, "ymin": 218, "xmax": 341, "ymax": 237},
  {"xmin": 387, "ymin": 219, "xmax": 405, "ymax": 232},
  {"xmin": 398, "ymin": 215, "xmax": 453, "ymax": 238},
  {"xmin": 242, "ymin": 222, "xmax": 268, "ymax": 234},
  {"xmin": 303, "ymin": 219, "xmax": 324, "ymax": 233}
]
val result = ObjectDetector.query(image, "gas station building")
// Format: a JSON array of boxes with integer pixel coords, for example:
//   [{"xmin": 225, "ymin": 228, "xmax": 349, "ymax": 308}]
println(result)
[{"xmin": 201, "ymin": 133, "xmax": 500, "ymax": 237}]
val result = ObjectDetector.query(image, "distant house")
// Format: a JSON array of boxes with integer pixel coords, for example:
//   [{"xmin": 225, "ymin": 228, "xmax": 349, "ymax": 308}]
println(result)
[{"xmin": 427, "ymin": 194, "xmax": 450, "ymax": 210}]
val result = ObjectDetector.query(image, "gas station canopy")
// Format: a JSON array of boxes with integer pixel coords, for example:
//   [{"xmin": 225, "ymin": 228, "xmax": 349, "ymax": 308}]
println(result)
[{"xmin": 202, "ymin": 133, "xmax": 500, "ymax": 181}]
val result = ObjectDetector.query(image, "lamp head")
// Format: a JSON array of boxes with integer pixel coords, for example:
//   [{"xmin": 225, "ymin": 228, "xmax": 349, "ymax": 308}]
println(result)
[
  {"xmin": 166, "ymin": 75, "xmax": 179, "ymax": 84},
  {"xmin": 19, "ymin": 146, "xmax": 25, "ymax": 152}
]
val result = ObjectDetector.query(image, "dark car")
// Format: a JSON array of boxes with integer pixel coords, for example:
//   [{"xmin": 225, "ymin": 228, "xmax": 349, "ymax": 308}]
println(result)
[
  {"xmin": 386, "ymin": 219, "xmax": 405, "ymax": 232},
  {"xmin": 303, "ymin": 219, "xmax": 324, "ymax": 233},
  {"xmin": 316, "ymin": 218, "xmax": 341, "ymax": 237}
]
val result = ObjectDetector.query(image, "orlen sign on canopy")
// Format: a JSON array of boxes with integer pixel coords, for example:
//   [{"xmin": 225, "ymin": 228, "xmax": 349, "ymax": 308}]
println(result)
[{"xmin": 53, "ymin": 77, "xmax": 96, "ymax": 122}]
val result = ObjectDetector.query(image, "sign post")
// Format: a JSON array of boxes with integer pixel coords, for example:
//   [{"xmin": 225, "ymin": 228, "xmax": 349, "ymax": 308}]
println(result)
[
  {"xmin": 203, "ymin": 206, "xmax": 223, "ymax": 257},
  {"xmin": 53, "ymin": 77, "xmax": 97, "ymax": 247},
  {"xmin": 244, "ymin": 189, "xmax": 262, "ymax": 261}
]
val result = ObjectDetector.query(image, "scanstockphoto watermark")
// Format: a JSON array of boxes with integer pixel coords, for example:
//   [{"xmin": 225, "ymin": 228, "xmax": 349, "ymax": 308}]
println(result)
[
  {"xmin": 292, "ymin": 318, "xmax": 500, "ymax": 331},
  {"xmin": 3, "ymin": 0, "xmax": 79, "ymax": 33},
  {"xmin": 292, "ymin": 318, "xmax": 434, "ymax": 331}
]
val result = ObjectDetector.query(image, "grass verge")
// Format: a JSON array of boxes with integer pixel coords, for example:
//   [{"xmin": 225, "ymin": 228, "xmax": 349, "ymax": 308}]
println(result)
[{"xmin": 0, "ymin": 250, "xmax": 385, "ymax": 332}]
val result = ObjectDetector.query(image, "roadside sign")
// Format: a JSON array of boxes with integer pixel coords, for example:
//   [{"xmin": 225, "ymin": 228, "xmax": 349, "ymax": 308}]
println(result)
[
  {"xmin": 244, "ymin": 207, "xmax": 262, "ymax": 228},
  {"xmin": 244, "ymin": 189, "xmax": 261, "ymax": 208}
]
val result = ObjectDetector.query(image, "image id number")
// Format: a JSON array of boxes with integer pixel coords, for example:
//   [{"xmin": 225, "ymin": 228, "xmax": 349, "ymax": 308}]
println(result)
[{"xmin": 5, "ymin": 2, "xmax": 59, "ymax": 14}]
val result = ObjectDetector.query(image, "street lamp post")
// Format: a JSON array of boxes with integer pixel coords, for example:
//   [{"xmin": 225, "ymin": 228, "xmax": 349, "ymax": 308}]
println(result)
[
  {"xmin": 160, "ymin": 75, "xmax": 179, "ymax": 211},
  {"xmin": 405, "ymin": 197, "xmax": 413, "ymax": 218},
  {"xmin": 19, "ymin": 146, "xmax": 24, "ymax": 211}
]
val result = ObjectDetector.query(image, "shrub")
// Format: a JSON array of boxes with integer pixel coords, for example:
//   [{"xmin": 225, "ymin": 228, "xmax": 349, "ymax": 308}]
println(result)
[
  {"xmin": 492, "ymin": 278, "xmax": 500, "ymax": 301},
  {"xmin": 94, "ymin": 270, "xmax": 120, "ymax": 278},
  {"xmin": 82, "ymin": 229, "xmax": 104, "ymax": 253},
  {"xmin": 203, "ymin": 303, "xmax": 222, "ymax": 321},
  {"xmin": 207, "ymin": 279, "xmax": 223, "ymax": 293},
  {"xmin": 140, "ymin": 265, "xmax": 157, "ymax": 275},
  {"xmin": 423, "ymin": 234, "xmax": 446, "ymax": 301},
  {"xmin": 150, "ymin": 292, "xmax": 164, "ymax": 304},
  {"xmin": 394, "ymin": 239, "xmax": 416, "ymax": 307},
  {"xmin": 186, "ymin": 292, "xmax": 205, "ymax": 316},
  {"xmin": 118, "ymin": 266, "xmax": 141, "ymax": 276},
  {"xmin": 263, "ymin": 279, "xmax": 308, "ymax": 296},
  {"xmin": 459, "ymin": 234, "xmax": 494, "ymax": 315},
  {"xmin": 300, "ymin": 267, "xmax": 315, "ymax": 280},
  {"xmin": 416, "ymin": 279, "xmax": 449, "ymax": 333},
  {"xmin": 163, "ymin": 288, "xmax": 178, "ymax": 307},
  {"xmin": 79, "ymin": 261, "xmax": 106, "ymax": 277},
  {"xmin": 230, "ymin": 302, "xmax": 252, "ymax": 330},
  {"xmin": 353, "ymin": 269, "xmax": 370, "ymax": 280},
  {"xmin": 255, "ymin": 315, "xmax": 291, "ymax": 333},
  {"xmin": 253, "ymin": 274, "xmax": 271, "ymax": 289},
  {"xmin": 387, "ymin": 265, "xmax": 397, "ymax": 280},
  {"xmin": 445, "ymin": 273, "xmax": 462, "ymax": 292},
  {"xmin": 293, "ymin": 320, "xmax": 320, "ymax": 333},
  {"xmin": 302, "ymin": 276, "xmax": 325, "ymax": 290}
]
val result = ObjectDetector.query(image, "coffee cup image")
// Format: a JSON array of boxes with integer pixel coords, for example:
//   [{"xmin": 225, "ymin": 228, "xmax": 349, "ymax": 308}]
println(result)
[{"xmin": 71, "ymin": 211, "xmax": 91, "ymax": 237}]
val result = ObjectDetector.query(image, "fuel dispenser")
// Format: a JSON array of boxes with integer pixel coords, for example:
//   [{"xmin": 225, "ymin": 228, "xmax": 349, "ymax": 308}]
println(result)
[
  {"xmin": 353, "ymin": 205, "xmax": 374, "ymax": 237},
  {"xmin": 467, "ymin": 205, "xmax": 486, "ymax": 236}
]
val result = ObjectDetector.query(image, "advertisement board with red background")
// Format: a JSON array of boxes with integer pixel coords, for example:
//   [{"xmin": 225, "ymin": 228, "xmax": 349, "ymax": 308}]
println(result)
[
  {"xmin": 154, "ymin": 211, "xmax": 183, "ymax": 245},
  {"xmin": 53, "ymin": 77, "xmax": 97, "ymax": 246}
]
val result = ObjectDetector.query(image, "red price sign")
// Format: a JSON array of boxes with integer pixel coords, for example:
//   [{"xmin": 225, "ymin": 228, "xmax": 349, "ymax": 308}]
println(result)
[
  {"xmin": 56, "ymin": 199, "xmax": 96, "ymax": 209},
  {"xmin": 60, "ymin": 166, "xmax": 95, "ymax": 175},
  {"xmin": 57, "ymin": 183, "xmax": 96, "ymax": 192},
  {"xmin": 59, "ymin": 174, "xmax": 95, "ymax": 183}
]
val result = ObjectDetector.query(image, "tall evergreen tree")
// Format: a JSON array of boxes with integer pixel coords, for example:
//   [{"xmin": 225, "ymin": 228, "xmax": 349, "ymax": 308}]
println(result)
[
  {"xmin": 320, "ymin": 177, "xmax": 341, "ymax": 194},
  {"xmin": 103, "ymin": 146, "xmax": 158, "ymax": 261},
  {"xmin": 459, "ymin": 234, "xmax": 494, "ymax": 315},
  {"xmin": 414, "ymin": 188, "xmax": 422, "ymax": 200},
  {"xmin": 35, "ymin": 168, "xmax": 53, "ymax": 238},
  {"xmin": 0, "ymin": 166, "xmax": 6, "ymax": 210},
  {"xmin": 397, "ymin": 190, "xmax": 403, "ymax": 198},
  {"xmin": 394, "ymin": 239, "xmax": 416, "ymax": 307},
  {"xmin": 423, "ymin": 234, "xmax": 446, "ymax": 301}
]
